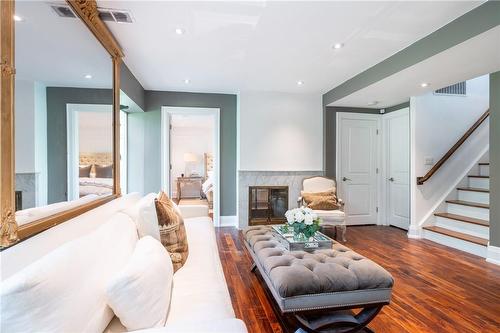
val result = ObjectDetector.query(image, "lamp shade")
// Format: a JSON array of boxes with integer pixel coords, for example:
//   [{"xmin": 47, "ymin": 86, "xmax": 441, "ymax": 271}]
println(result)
[{"xmin": 183, "ymin": 152, "xmax": 198, "ymax": 162}]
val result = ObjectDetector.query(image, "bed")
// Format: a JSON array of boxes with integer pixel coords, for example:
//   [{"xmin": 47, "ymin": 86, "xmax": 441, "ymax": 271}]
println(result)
[
  {"xmin": 202, "ymin": 153, "xmax": 214, "ymax": 209},
  {"xmin": 79, "ymin": 153, "xmax": 113, "ymax": 198}
]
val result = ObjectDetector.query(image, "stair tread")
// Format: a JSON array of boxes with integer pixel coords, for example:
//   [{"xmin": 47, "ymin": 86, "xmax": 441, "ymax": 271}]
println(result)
[
  {"xmin": 446, "ymin": 200, "xmax": 489, "ymax": 209},
  {"xmin": 468, "ymin": 175, "xmax": 489, "ymax": 178},
  {"xmin": 423, "ymin": 226, "xmax": 488, "ymax": 246},
  {"xmin": 434, "ymin": 212, "xmax": 489, "ymax": 226},
  {"xmin": 456, "ymin": 187, "xmax": 490, "ymax": 193}
]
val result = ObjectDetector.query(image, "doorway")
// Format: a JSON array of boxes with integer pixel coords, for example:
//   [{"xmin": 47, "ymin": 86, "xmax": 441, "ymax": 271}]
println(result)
[{"xmin": 161, "ymin": 107, "xmax": 220, "ymax": 226}]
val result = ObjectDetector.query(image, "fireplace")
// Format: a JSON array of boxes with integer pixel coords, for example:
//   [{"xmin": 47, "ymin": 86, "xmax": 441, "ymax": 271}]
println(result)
[{"xmin": 248, "ymin": 186, "xmax": 288, "ymax": 226}]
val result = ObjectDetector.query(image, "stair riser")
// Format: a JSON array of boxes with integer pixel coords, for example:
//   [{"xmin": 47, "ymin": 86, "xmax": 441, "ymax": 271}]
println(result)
[
  {"xmin": 435, "ymin": 217, "xmax": 489, "ymax": 239},
  {"xmin": 457, "ymin": 190, "xmax": 489, "ymax": 205},
  {"xmin": 423, "ymin": 230, "xmax": 487, "ymax": 258},
  {"xmin": 447, "ymin": 203, "xmax": 489, "ymax": 220},
  {"xmin": 479, "ymin": 165, "xmax": 489, "ymax": 176},
  {"xmin": 469, "ymin": 178, "xmax": 489, "ymax": 189}
]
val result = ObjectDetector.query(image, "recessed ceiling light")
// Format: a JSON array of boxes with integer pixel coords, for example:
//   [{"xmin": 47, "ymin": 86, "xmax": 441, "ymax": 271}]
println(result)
[
  {"xmin": 13, "ymin": 15, "xmax": 23, "ymax": 22},
  {"xmin": 175, "ymin": 28, "xmax": 185, "ymax": 35},
  {"xmin": 84, "ymin": 74, "xmax": 92, "ymax": 79},
  {"xmin": 184, "ymin": 79, "xmax": 190, "ymax": 84},
  {"xmin": 333, "ymin": 43, "xmax": 344, "ymax": 49},
  {"xmin": 420, "ymin": 82, "xmax": 429, "ymax": 88},
  {"xmin": 367, "ymin": 101, "xmax": 378, "ymax": 106},
  {"xmin": 297, "ymin": 80, "xmax": 304, "ymax": 86}
]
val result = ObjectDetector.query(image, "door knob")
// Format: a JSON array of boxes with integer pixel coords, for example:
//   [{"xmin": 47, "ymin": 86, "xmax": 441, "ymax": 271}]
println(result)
[
  {"xmin": 342, "ymin": 177, "xmax": 352, "ymax": 182},
  {"xmin": 388, "ymin": 177, "xmax": 394, "ymax": 182}
]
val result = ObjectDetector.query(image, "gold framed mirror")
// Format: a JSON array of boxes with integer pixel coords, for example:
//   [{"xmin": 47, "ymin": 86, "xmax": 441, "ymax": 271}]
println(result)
[{"xmin": 0, "ymin": 0, "xmax": 124, "ymax": 248}]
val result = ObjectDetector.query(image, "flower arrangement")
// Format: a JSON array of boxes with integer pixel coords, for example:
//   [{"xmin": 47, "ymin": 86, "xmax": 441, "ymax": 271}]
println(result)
[{"xmin": 284, "ymin": 207, "xmax": 321, "ymax": 240}]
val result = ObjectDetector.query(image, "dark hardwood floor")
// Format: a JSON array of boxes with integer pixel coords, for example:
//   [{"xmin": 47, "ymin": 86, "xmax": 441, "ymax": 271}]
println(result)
[{"xmin": 216, "ymin": 226, "xmax": 500, "ymax": 333}]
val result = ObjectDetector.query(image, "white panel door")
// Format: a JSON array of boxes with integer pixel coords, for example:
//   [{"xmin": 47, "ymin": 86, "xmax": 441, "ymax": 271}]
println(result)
[
  {"xmin": 338, "ymin": 114, "xmax": 379, "ymax": 225},
  {"xmin": 385, "ymin": 109, "xmax": 410, "ymax": 230}
]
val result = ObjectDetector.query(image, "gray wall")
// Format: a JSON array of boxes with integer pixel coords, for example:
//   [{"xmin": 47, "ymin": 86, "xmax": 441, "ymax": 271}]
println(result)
[
  {"xmin": 128, "ymin": 91, "xmax": 238, "ymax": 216},
  {"xmin": 46, "ymin": 87, "xmax": 112, "ymax": 203},
  {"xmin": 324, "ymin": 102, "xmax": 409, "ymax": 177},
  {"xmin": 490, "ymin": 71, "xmax": 500, "ymax": 247},
  {"xmin": 120, "ymin": 63, "xmax": 145, "ymax": 111}
]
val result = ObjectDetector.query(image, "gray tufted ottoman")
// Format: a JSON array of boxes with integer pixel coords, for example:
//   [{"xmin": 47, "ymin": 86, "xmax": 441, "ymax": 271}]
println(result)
[{"xmin": 243, "ymin": 226, "xmax": 394, "ymax": 333}]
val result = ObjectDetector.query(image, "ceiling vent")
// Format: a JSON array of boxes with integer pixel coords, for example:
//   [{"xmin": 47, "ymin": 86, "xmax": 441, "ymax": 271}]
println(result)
[
  {"xmin": 50, "ymin": 4, "xmax": 76, "ymax": 18},
  {"xmin": 49, "ymin": 4, "xmax": 133, "ymax": 23},
  {"xmin": 434, "ymin": 81, "xmax": 467, "ymax": 96}
]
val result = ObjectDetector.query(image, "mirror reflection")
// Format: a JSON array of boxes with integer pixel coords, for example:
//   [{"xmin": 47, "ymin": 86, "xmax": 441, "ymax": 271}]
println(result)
[{"xmin": 14, "ymin": 1, "xmax": 113, "ymax": 226}]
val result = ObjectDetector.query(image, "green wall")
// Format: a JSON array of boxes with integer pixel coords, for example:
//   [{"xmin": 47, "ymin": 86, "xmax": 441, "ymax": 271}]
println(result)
[
  {"xmin": 46, "ymin": 87, "xmax": 112, "ymax": 203},
  {"xmin": 490, "ymin": 71, "xmax": 500, "ymax": 247},
  {"xmin": 127, "ymin": 90, "xmax": 238, "ymax": 216}
]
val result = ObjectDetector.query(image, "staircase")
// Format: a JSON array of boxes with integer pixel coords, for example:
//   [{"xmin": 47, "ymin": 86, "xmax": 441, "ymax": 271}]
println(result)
[{"xmin": 423, "ymin": 162, "xmax": 489, "ymax": 257}]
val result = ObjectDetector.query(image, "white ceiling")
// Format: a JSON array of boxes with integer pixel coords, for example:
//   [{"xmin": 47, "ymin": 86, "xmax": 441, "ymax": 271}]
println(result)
[
  {"xmin": 100, "ymin": 1, "xmax": 482, "ymax": 94},
  {"xmin": 330, "ymin": 25, "xmax": 500, "ymax": 108},
  {"xmin": 15, "ymin": 1, "xmax": 111, "ymax": 88}
]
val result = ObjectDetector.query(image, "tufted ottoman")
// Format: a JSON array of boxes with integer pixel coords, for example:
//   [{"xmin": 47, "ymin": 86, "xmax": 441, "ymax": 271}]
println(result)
[{"xmin": 243, "ymin": 226, "xmax": 394, "ymax": 333}]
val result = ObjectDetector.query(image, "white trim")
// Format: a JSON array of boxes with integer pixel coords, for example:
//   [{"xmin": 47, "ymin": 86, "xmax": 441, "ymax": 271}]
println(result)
[
  {"xmin": 66, "ymin": 103, "xmax": 112, "ymax": 201},
  {"xmin": 408, "ymin": 224, "xmax": 423, "ymax": 239},
  {"xmin": 409, "ymin": 97, "xmax": 418, "ymax": 236},
  {"xmin": 120, "ymin": 111, "xmax": 128, "ymax": 194},
  {"xmin": 336, "ymin": 112, "xmax": 381, "ymax": 226},
  {"xmin": 486, "ymin": 245, "xmax": 500, "ymax": 266},
  {"xmin": 219, "ymin": 215, "xmax": 238, "ymax": 228},
  {"xmin": 160, "ymin": 107, "xmax": 221, "ymax": 227},
  {"xmin": 381, "ymin": 108, "xmax": 410, "ymax": 230}
]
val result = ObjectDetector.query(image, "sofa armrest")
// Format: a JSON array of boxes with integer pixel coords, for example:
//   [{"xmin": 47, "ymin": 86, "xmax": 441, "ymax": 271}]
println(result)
[
  {"xmin": 177, "ymin": 205, "xmax": 209, "ymax": 219},
  {"xmin": 130, "ymin": 318, "xmax": 247, "ymax": 333}
]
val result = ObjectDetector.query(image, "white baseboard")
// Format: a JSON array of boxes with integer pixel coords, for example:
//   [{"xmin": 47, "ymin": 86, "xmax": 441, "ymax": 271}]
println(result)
[
  {"xmin": 219, "ymin": 215, "xmax": 238, "ymax": 228},
  {"xmin": 407, "ymin": 224, "xmax": 422, "ymax": 239},
  {"xmin": 486, "ymin": 245, "xmax": 500, "ymax": 266}
]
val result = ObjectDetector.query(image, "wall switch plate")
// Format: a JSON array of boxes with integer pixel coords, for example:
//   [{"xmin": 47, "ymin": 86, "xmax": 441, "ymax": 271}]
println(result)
[{"xmin": 424, "ymin": 157, "xmax": 434, "ymax": 165}]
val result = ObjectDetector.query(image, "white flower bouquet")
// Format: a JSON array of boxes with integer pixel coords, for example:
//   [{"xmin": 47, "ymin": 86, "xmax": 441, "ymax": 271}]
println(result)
[{"xmin": 284, "ymin": 207, "xmax": 321, "ymax": 240}]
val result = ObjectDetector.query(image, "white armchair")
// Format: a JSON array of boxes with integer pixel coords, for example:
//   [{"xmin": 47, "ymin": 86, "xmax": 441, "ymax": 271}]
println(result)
[{"xmin": 297, "ymin": 176, "xmax": 346, "ymax": 242}]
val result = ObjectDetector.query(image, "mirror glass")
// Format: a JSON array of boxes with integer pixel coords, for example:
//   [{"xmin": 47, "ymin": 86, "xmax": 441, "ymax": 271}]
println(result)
[{"xmin": 14, "ymin": 1, "xmax": 113, "ymax": 226}]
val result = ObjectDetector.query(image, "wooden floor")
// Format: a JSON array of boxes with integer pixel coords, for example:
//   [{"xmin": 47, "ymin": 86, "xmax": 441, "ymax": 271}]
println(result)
[{"xmin": 216, "ymin": 226, "xmax": 500, "ymax": 333}]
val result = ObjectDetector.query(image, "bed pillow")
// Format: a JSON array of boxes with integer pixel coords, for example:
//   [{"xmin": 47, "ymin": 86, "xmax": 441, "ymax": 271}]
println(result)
[
  {"xmin": 301, "ymin": 190, "xmax": 339, "ymax": 210},
  {"xmin": 106, "ymin": 236, "xmax": 173, "ymax": 331},
  {"xmin": 95, "ymin": 164, "xmax": 113, "ymax": 178},
  {"xmin": 154, "ymin": 192, "xmax": 189, "ymax": 272},
  {"xmin": 122, "ymin": 193, "xmax": 161, "ymax": 241},
  {"xmin": 79, "ymin": 165, "xmax": 92, "ymax": 177}
]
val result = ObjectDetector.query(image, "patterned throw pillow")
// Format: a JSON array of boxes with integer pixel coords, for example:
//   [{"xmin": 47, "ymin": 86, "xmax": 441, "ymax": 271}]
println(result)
[
  {"xmin": 79, "ymin": 165, "xmax": 92, "ymax": 177},
  {"xmin": 301, "ymin": 191, "xmax": 339, "ymax": 210},
  {"xmin": 154, "ymin": 192, "xmax": 189, "ymax": 272}
]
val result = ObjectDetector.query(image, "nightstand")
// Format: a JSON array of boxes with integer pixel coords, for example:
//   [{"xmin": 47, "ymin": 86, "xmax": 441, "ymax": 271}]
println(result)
[{"xmin": 176, "ymin": 176, "xmax": 204, "ymax": 202}]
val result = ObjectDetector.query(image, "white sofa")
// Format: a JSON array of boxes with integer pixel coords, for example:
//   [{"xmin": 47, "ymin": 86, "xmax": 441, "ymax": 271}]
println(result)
[{"xmin": 0, "ymin": 193, "xmax": 247, "ymax": 333}]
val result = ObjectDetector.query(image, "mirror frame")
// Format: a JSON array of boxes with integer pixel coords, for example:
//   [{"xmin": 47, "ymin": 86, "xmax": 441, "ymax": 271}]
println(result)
[{"xmin": 0, "ymin": 0, "xmax": 124, "ymax": 248}]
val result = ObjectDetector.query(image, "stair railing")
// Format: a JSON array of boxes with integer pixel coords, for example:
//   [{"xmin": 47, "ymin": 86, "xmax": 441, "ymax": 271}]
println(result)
[{"xmin": 416, "ymin": 109, "xmax": 490, "ymax": 185}]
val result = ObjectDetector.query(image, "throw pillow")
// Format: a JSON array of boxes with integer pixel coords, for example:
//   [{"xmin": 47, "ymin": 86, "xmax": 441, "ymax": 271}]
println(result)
[
  {"xmin": 302, "ymin": 191, "xmax": 339, "ymax": 210},
  {"xmin": 154, "ymin": 191, "xmax": 189, "ymax": 272},
  {"xmin": 79, "ymin": 165, "xmax": 92, "ymax": 177},
  {"xmin": 122, "ymin": 193, "xmax": 161, "ymax": 241},
  {"xmin": 105, "ymin": 236, "xmax": 173, "ymax": 331},
  {"xmin": 95, "ymin": 164, "xmax": 113, "ymax": 178}
]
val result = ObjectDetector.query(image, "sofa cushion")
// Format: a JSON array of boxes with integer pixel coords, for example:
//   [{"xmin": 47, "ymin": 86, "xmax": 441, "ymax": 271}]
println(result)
[
  {"xmin": 132, "ymin": 318, "xmax": 248, "ymax": 333},
  {"xmin": 155, "ymin": 192, "xmax": 189, "ymax": 272},
  {"xmin": 123, "ymin": 193, "xmax": 161, "ymax": 241},
  {"xmin": 106, "ymin": 236, "xmax": 173, "ymax": 331},
  {"xmin": 166, "ymin": 217, "xmax": 235, "ymax": 325},
  {"xmin": 314, "ymin": 209, "xmax": 345, "ymax": 223},
  {"xmin": 0, "ymin": 212, "xmax": 138, "ymax": 333}
]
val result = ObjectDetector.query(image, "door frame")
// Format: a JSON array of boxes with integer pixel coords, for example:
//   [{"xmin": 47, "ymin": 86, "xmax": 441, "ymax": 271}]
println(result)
[
  {"xmin": 66, "ymin": 103, "xmax": 113, "ymax": 201},
  {"xmin": 336, "ymin": 112, "xmax": 382, "ymax": 225},
  {"xmin": 160, "ymin": 106, "xmax": 221, "ymax": 226},
  {"xmin": 381, "ymin": 107, "xmax": 410, "ymax": 228}
]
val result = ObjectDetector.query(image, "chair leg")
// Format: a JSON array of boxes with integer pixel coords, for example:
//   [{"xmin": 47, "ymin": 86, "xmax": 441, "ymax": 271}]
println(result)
[{"xmin": 341, "ymin": 225, "xmax": 347, "ymax": 242}]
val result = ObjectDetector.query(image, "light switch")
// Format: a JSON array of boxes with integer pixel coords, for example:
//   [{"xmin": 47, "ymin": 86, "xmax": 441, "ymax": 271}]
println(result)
[{"xmin": 424, "ymin": 157, "xmax": 434, "ymax": 165}]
